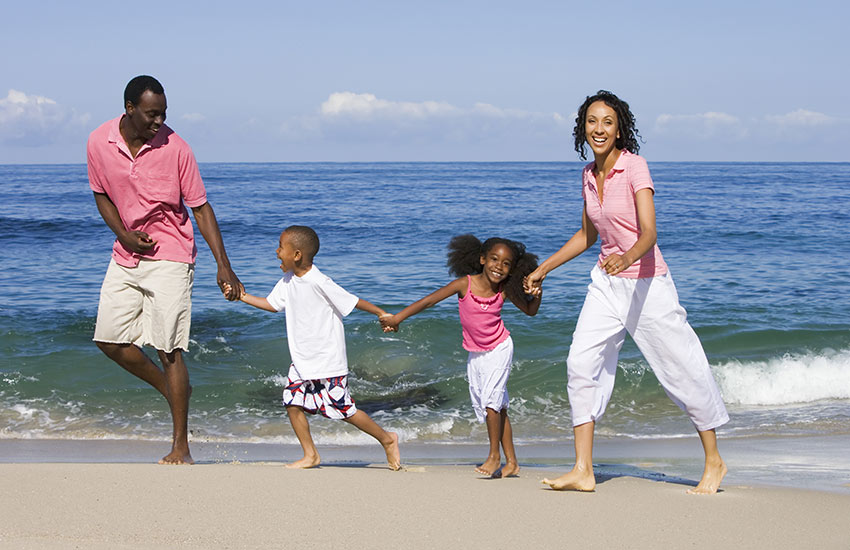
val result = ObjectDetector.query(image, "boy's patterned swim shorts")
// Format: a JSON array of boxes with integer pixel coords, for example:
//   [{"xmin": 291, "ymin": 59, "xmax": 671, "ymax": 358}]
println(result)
[{"xmin": 282, "ymin": 368, "xmax": 358, "ymax": 420}]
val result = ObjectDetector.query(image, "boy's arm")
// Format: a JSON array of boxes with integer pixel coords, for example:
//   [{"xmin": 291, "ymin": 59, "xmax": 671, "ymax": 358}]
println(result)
[
  {"xmin": 509, "ymin": 288, "xmax": 542, "ymax": 316},
  {"xmin": 381, "ymin": 278, "xmax": 466, "ymax": 331},
  {"xmin": 355, "ymin": 298, "xmax": 388, "ymax": 318}
]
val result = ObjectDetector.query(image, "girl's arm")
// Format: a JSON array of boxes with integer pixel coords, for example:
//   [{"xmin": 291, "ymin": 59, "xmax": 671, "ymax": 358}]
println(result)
[
  {"xmin": 508, "ymin": 289, "xmax": 542, "ymax": 316},
  {"xmin": 599, "ymin": 188, "xmax": 656, "ymax": 276},
  {"xmin": 524, "ymin": 203, "xmax": 598, "ymax": 295},
  {"xmin": 381, "ymin": 277, "xmax": 466, "ymax": 332}
]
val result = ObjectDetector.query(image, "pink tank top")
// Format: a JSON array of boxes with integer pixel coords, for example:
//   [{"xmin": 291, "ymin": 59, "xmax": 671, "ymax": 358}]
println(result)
[{"xmin": 458, "ymin": 276, "xmax": 510, "ymax": 352}]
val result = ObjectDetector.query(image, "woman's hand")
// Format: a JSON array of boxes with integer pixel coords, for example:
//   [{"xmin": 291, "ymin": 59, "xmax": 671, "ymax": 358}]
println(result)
[{"xmin": 600, "ymin": 253, "xmax": 632, "ymax": 276}]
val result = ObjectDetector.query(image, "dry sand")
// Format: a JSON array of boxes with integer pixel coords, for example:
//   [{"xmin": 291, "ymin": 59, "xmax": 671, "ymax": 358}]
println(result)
[{"xmin": 1, "ymin": 462, "xmax": 848, "ymax": 549}]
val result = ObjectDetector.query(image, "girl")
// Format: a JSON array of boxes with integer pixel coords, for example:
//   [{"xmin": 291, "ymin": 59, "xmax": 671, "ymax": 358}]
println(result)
[
  {"xmin": 524, "ymin": 90, "xmax": 729, "ymax": 494},
  {"xmin": 381, "ymin": 234, "xmax": 541, "ymax": 478}
]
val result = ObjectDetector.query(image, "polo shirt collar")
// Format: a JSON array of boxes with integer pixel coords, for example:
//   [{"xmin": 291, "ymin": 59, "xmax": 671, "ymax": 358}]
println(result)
[{"xmin": 107, "ymin": 115, "xmax": 169, "ymax": 157}]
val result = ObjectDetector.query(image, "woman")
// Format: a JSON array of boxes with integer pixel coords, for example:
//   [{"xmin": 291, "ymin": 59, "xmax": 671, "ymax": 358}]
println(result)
[{"xmin": 524, "ymin": 90, "xmax": 729, "ymax": 494}]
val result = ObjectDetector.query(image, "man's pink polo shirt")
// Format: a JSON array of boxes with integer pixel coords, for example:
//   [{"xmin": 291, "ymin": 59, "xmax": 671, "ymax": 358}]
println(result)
[
  {"xmin": 87, "ymin": 116, "xmax": 207, "ymax": 267},
  {"xmin": 582, "ymin": 150, "xmax": 668, "ymax": 278}
]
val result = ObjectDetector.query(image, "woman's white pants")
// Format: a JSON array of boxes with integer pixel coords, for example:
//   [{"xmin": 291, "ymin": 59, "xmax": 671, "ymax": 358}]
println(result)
[{"xmin": 567, "ymin": 266, "xmax": 729, "ymax": 431}]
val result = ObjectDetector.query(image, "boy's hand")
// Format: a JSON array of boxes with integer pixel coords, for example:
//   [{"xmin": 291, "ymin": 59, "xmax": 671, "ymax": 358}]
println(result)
[
  {"xmin": 222, "ymin": 282, "xmax": 243, "ymax": 300},
  {"xmin": 379, "ymin": 313, "xmax": 399, "ymax": 333}
]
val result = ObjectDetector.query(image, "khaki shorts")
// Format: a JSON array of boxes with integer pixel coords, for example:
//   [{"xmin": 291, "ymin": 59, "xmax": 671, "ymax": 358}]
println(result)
[{"xmin": 94, "ymin": 259, "xmax": 194, "ymax": 353}]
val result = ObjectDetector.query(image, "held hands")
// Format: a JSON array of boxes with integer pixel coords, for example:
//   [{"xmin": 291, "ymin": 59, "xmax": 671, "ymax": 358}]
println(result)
[
  {"xmin": 523, "ymin": 268, "xmax": 545, "ymax": 297},
  {"xmin": 218, "ymin": 267, "xmax": 244, "ymax": 301},
  {"xmin": 221, "ymin": 281, "xmax": 244, "ymax": 301},
  {"xmin": 379, "ymin": 313, "xmax": 400, "ymax": 333},
  {"xmin": 600, "ymin": 253, "xmax": 632, "ymax": 276}
]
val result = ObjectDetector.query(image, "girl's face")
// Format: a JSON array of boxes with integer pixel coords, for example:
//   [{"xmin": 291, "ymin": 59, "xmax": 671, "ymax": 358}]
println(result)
[
  {"xmin": 479, "ymin": 243, "xmax": 515, "ymax": 285},
  {"xmin": 585, "ymin": 100, "xmax": 620, "ymax": 158}
]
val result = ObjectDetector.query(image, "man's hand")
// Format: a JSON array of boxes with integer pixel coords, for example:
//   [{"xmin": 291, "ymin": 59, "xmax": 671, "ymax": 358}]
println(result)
[
  {"xmin": 217, "ymin": 266, "xmax": 243, "ymax": 301},
  {"xmin": 118, "ymin": 230, "xmax": 156, "ymax": 254}
]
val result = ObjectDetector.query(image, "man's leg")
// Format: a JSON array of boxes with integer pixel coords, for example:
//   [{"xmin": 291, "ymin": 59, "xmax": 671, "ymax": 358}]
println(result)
[
  {"xmin": 157, "ymin": 349, "xmax": 193, "ymax": 465},
  {"xmin": 96, "ymin": 342, "xmax": 168, "ymax": 400}
]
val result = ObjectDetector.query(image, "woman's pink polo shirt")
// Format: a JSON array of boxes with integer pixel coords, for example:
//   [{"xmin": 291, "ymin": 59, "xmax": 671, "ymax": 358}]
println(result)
[
  {"xmin": 87, "ymin": 116, "xmax": 208, "ymax": 267},
  {"xmin": 581, "ymin": 150, "xmax": 668, "ymax": 278}
]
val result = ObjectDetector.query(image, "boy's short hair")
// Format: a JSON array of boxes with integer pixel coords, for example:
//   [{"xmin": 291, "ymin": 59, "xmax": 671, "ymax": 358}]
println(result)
[{"xmin": 284, "ymin": 225, "xmax": 320, "ymax": 261}]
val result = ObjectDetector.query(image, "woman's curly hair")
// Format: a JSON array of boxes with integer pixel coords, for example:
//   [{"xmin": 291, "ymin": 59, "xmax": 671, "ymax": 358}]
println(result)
[
  {"xmin": 573, "ymin": 90, "xmax": 642, "ymax": 160},
  {"xmin": 446, "ymin": 234, "xmax": 538, "ymax": 304}
]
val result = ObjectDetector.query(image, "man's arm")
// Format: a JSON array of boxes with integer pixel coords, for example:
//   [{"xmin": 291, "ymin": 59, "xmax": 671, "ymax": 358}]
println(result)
[
  {"xmin": 93, "ymin": 192, "xmax": 156, "ymax": 253},
  {"xmin": 191, "ymin": 202, "xmax": 242, "ymax": 301}
]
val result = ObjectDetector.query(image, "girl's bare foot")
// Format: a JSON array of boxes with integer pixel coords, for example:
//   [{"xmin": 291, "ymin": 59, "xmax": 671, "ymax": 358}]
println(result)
[
  {"xmin": 688, "ymin": 458, "xmax": 727, "ymax": 494},
  {"xmin": 499, "ymin": 462, "xmax": 520, "ymax": 478},
  {"xmin": 383, "ymin": 432, "xmax": 401, "ymax": 471},
  {"xmin": 542, "ymin": 467, "xmax": 595, "ymax": 491},
  {"xmin": 285, "ymin": 455, "xmax": 321, "ymax": 469}
]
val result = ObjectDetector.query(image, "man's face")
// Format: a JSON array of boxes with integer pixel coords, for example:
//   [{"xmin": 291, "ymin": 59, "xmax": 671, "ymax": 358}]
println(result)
[{"xmin": 125, "ymin": 90, "xmax": 167, "ymax": 142}]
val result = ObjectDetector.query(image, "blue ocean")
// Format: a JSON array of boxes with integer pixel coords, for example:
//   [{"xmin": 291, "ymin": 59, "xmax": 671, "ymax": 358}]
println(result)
[{"xmin": 1, "ymin": 162, "xmax": 849, "ymax": 448}]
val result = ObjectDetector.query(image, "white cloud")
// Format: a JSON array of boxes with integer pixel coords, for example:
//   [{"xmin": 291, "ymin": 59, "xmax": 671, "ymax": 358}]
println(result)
[
  {"xmin": 180, "ymin": 112, "xmax": 206, "ymax": 123},
  {"xmin": 282, "ymin": 91, "xmax": 570, "ymax": 145},
  {"xmin": 765, "ymin": 109, "xmax": 834, "ymax": 127},
  {"xmin": 0, "ymin": 89, "xmax": 89, "ymax": 146},
  {"xmin": 655, "ymin": 111, "xmax": 745, "ymax": 139}
]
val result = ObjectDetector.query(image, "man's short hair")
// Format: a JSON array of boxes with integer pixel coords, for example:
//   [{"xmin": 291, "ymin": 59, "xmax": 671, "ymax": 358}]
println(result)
[
  {"xmin": 124, "ymin": 75, "xmax": 165, "ymax": 106},
  {"xmin": 284, "ymin": 225, "xmax": 320, "ymax": 261}
]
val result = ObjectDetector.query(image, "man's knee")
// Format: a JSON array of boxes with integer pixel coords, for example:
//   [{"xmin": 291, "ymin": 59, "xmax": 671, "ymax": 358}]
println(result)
[
  {"xmin": 96, "ymin": 341, "xmax": 127, "ymax": 358},
  {"xmin": 157, "ymin": 348, "xmax": 184, "ymax": 366}
]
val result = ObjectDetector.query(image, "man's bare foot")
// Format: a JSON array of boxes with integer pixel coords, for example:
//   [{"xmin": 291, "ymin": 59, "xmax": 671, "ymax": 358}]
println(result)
[
  {"xmin": 285, "ymin": 455, "xmax": 321, "ymax": 469},
  {"xmin": 159, "ymin": 448, "xmax": 194, "ymax": 465},
  {"xmin": 542, "ymin": 467, "xmax": 595, "ymax": 491},
  {"xmin": 475, "ymin": 456, "xmax": 501, "ymax": 477},
  {"xmin": 383, "ymin": 432, "xmax": 401, "ymax": 471},
  {"xmin": 688, "ymin": 458, "xmax": 727, "ymax": 494}
]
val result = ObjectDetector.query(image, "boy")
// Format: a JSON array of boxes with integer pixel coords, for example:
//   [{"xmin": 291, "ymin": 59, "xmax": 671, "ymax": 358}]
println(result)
[{"xmin": 230, "ymin": 225, "xmax": 401, "ymax": 470}]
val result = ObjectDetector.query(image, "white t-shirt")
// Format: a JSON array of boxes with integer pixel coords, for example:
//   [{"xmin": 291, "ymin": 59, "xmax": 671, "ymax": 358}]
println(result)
[{"xmin": 266, "ymin": 265, "xmax": 359, "ymax": 379}]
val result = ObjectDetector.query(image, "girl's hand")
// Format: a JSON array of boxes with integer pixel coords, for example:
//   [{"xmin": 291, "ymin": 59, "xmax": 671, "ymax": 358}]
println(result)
[
  {"xmin": 379, "ymin": 313, "xmax": 400, "ymax": 333},
  {"xmin": 524, "ymin": 269, "xmax": 545, "ymax": 296},
  {"xmin": 600, "ymin": 253, "xmax": 632, "ymax": 276}
]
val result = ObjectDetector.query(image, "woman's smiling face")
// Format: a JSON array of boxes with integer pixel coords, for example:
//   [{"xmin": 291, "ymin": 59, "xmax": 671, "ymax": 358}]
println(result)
[{"xmin": 584, "ymin": 100, "xmax": 620, "ymax": 158}]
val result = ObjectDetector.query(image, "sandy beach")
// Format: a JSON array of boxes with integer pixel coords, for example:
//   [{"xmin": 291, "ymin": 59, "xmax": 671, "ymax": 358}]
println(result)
[{"xmin": 1, "ymin": 440, "xmax": 849, "ymax": 549}]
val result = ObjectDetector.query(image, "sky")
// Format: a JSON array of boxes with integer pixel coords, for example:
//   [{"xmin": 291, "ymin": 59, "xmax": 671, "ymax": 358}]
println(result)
[{"xmin": 1, "ymin": 0, "xmax": 849, "ymax": 163}]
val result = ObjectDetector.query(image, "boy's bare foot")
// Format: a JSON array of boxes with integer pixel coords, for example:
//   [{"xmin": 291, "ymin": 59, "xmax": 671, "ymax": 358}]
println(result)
[
  {"xmin": 159, "ymin": 448, "xmax": 194, "ymax": 465},
  {"xmin": 475, "ymin": 457, "xmax": 501, "ymax": 477},
  {"xmin": 383, "ymin": 432, "xmax": 401, "ymax": 471},
  {"xmin": 688, "ymin": 458, "xmax": 727, "ymax": 494},
  {"xmin": 542, "ymin": 467, "xmax": 595, "ymax": 491},
  {"xmin": 285, "ymin": 455, "xmax": 321, "ymax": 469}
]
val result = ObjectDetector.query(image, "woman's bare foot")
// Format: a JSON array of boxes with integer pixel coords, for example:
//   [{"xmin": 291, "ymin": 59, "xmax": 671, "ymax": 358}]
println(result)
[
  {"xmin": 499, "ymin": 462, "xmax": 520, "ymax": 478},
  {"xmin": 688, "ymin": 457, "xmax": 727, "ymax": 494},
  {"xmin": 285, "ymin": 455, "xmax": 321, "ymax": 469},
  {"xmin": 475, "ymin": 456, "xmax": 501, "ymax": 477},
  {"xmin": 159, "ymin": 447, "xmax": 194, "ymax": 465},
  {"xmin": 542, "ymin": 466, "xmax": 595, "ymax": 491},
  {"xmin": 383, "ymin": 432, "xmax": 401, "ymax": 471}
]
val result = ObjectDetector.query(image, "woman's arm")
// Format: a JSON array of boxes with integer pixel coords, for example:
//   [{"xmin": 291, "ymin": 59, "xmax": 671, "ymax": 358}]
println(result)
[
  {"xmin": 524, "ymin": 203, "xmax": 598, "ymax": 295},
  {"xmin": 599, "ymin": 188, "xmax": 657, "ymax": 276},
  {"xmin": 380, "ymin": 277, "xmax": 466, "ymax": 332}
]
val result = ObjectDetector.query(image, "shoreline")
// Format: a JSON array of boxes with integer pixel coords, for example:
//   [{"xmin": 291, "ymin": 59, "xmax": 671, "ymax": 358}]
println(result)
[{"xmin": 2, "ymin": 433, "xmax": 848, "ymax": 494}]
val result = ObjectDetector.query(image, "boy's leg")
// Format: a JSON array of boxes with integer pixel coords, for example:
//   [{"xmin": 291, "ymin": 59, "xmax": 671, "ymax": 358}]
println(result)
[
  {"xmin": 475, "ymin": 407, "xmax": 503, "ymax": 476},
  {"xmin": 498, "ymin": 411, "xmax": 520, "ymax": 478},
  {"xmin": 688, "ymin": 428, "xmax": 727, "ymax": 494},
  {"xmin": 343, "ymin": 410, "xmax": 401, "ymax": 471},
  {"xmin": 157, "ymin": 349, "xmax": 193, "ymax": 465},
  {"xmin": 286, "ymin": 405, "xmax": 321, "ymax": 468},
  {"xmin": 543, "ymin": 421, "xmax": 596, "ymax": 491}
]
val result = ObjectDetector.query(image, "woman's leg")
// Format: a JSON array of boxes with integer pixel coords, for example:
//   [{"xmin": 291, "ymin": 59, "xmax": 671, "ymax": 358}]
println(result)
[{"xmin": 542, "ymin": 421, "xmax": 596, "ymax": 491}]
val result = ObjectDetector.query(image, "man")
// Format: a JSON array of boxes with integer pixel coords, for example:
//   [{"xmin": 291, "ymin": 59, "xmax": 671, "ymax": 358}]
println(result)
[{"xmin": 87, "ymin": 75, "xmax": 241, "ymax": 464}]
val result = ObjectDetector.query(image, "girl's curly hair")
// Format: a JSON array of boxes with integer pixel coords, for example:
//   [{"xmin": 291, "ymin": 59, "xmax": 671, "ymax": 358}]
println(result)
[
  {"xmin": 573, "ymin": 90, "xmax": 642, "ymax": 161},
  {"xmin": 446, "ymin": 234, "xmax": 538, "ymax": 304}
]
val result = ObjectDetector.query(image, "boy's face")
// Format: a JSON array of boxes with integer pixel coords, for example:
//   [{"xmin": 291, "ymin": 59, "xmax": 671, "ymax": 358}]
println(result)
[{"xmin": 276, "ymin": 232, "xmax": 300, "ymax": 273}]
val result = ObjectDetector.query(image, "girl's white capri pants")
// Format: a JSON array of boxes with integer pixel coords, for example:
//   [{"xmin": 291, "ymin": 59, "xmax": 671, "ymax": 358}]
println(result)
[
  {"xmin": 567, "ymin": 266, "xmax": 729, "ymax": 431},
  {"xmin": 467, "ymin": 336, "xmax": 513, "ymax": 423}
]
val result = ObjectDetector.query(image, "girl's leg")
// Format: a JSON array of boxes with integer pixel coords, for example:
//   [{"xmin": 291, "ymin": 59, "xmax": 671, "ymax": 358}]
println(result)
[
  {"xmin": 499, "ymin": 411, "xmax": 520, "ymax": 477},
  {"xmin": 688, "ymin": 428, "xmax": 727, "ymax": 494},
  {"xmin": 475, "ymin": 407, "xmax": 503, "ymax": 476},
  {"xmin": 285, "ymin": 405, "xmax": 321, "ymax": 469},
  {"xmin": 542, "ymin": 421, "xmax": 596, "ymax": 491},
  {"xmin": 344, "ymin": 410, "xmax": 401, "ymax": 471}
]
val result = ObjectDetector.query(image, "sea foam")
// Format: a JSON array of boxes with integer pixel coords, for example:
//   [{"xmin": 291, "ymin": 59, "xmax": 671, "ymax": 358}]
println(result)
[{"xmin": 714, "ymin": 348, "xmax": 850, "ymax": 405}]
